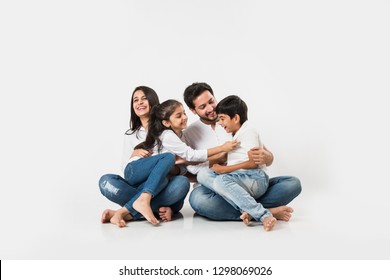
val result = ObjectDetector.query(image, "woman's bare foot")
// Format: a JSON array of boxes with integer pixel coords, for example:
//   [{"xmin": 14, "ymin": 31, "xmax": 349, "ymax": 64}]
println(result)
[
  {"xmin": 158, "ymin": 207, "xmax": 173, "ymax": 222},
  {"xmin": 240, "ymin": 212, "xmax": 252, "ymax": 225},
  {"xmin": 133, "ymin": 193, "xmax": 159, "ymax": 225},
  {"xmin": 109, "ymin": 207, "xmax": 132, "ymax": 228},
  {"xmin": 101, "ymin": 209, "xmax": 116, "ymax": 223},
  {"xmin": 101, "ymin": 209, "xmax": 132, "ymax": 224},
  {"xmin": 262, "ymin": 216, "xmax": 277, "ymax": 231},
  {"xmin": 268, "ymin": 206, "xmax": 294, "ymax": 221}
]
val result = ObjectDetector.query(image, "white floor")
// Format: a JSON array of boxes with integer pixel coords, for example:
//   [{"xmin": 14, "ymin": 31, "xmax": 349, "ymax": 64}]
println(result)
[{"xmin": 2, "ymin": 184, "xmax": 390, "ymax": 260}]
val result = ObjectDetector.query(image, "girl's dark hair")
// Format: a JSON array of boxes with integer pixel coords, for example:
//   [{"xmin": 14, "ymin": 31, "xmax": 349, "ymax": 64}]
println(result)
[
  {"xmin": 183, "ymin": 82, "xmax": 214, "ymax": 110},
  {"xmin": 125, "ymin": 86, "xmax": 160, "ymax": 137},
  {"xmin": 135, "ymin": 99, "xmax": 182, "ymax": 152},
  {"xmin": 216, "ymin": 95, "xmax": 248, "ymax": 125}
]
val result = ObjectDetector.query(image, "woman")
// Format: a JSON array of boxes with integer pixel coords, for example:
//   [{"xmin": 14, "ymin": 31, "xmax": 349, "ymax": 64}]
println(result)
[{"xmin": 99, "ymin": 86, "xmax": 190, "ymax": 227}]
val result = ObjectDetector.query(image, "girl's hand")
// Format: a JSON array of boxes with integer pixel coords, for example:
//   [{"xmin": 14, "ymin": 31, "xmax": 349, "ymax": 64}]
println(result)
[{"xmin": 221, "ymin": 140, "xmax": 240, "ymax": 152}]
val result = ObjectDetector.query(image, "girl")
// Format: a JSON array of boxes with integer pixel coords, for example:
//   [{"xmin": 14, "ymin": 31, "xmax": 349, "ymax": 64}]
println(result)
[{"xmin": 99, "ymin": 87, "xmax": 190, "ymax": 227}]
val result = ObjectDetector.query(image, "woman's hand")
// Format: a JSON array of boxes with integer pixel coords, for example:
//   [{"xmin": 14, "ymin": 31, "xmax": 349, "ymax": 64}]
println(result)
[{"xmin": 131, "ymin": 149, "xmax": 151, "ymax": 159}]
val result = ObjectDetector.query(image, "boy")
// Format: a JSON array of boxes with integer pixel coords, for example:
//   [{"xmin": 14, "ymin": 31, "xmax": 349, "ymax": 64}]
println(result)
[{"xmin": 197, "ymin": 95, "xmax": 276, "ymax": 231}]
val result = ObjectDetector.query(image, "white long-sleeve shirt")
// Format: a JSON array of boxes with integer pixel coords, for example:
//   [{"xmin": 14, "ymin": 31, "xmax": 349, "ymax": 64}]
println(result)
[
  {"xmin": 152, "ymin": 130, "xmax": 208, "ymax": 162},
  {"xmin": 182, "ymin": 120, "xmax": 231, "ymax": 174}
]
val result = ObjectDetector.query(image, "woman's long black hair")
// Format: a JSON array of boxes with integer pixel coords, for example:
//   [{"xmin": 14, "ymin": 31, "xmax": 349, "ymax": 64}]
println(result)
[{"xmin": 125, "ymin": 86, "xmax": 160, "ymax": 138}]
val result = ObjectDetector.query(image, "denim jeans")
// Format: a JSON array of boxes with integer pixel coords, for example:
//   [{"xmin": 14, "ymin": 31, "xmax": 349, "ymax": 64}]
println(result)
[
  {"xmin": 99, "ymin": 153, "xmax": 190, "ymax": 218},
  {"xmin": 190, "ymin": 174, "xmax": 302, "ymax": 221},
  {"xmin": 197, "ymin": 168, "xmax": 271, "ymax": 222}
]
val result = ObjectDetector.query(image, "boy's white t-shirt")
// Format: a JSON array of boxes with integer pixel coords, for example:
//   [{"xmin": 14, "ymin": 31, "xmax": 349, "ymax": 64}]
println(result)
[{"xmin": 228, "ymin": 121, "xmax": 266, "ymax": 170}]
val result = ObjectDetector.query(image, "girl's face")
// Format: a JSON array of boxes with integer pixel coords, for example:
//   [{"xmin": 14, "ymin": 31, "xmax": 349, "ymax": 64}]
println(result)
[
  {"xmin": 164, "ymin": 105, "xmax": 188, "ymax": 134},
  {"xmin": 132, "ymin": 90, "xmax": 150, "ymax": 118}
]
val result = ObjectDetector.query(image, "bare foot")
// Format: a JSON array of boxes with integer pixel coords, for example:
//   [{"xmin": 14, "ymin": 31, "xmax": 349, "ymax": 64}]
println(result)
[
  {"xmin": 101, "ymin": 209, "xmax": 116, "ymax": 223},
  {"xmin": 240, "ymin": 212, "xmax": 252, "ymax": 225},
  {"xmin": 101, "ymin": 209, "xmax": 133, "ymax": 224},
  {"xmin": 159, "ymin": 207, "xmax": 173, "ymax": 222},
  {"xmin": 110, "ymin": 208, "xmax": 130, "ymax": 228},
  {"xmin": 262, "ymin": 216, "xmax": 277, "ymax": 231},
  {"xmin": 268, "ymin": 206, "xmax": 294, "ymax": 222},
  {"xmin": 133, "ymin": 193, "xmax": 159, "ymax": 225}
]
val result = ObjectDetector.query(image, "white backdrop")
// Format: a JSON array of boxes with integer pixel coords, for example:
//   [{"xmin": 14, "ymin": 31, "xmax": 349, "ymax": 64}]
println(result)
[{"xmin": 1, "ymin": 0, "xmax": 390, "ymax": 259}]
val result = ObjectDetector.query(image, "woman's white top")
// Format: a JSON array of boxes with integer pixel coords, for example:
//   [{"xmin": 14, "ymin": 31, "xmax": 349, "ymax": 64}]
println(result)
[{"xmin": 121, "ymin": 127, "xmax": 147, "ymax": 173}]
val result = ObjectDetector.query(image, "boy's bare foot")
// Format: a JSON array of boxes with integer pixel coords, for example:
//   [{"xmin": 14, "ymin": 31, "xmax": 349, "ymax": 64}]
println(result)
[
  {"xmin": 263, "ymin": 216, "xmax": 277, "ymax": 231},
  {"xmin": 133, "ymin": 193, "xmax": 159, "ymax": 225},
  {"xmin": 101, "ymin": 209, "xmax": 133, "ymax": 224},
  {"xmin": 240, "ymin": 212, "xmax": 252, "ymax": 225},
  {"xmin": 158, "ymin": 207, "xmax": 173, "ymax": 222},
  {"xmin": 268, "ymin": 206, "xmax": 294, "ymax": 221}
]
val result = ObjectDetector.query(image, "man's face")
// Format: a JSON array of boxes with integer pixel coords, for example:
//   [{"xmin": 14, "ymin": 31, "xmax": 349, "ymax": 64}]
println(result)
[{"xmin": 191, "ymin": 90, "xmax": 218, "ymax": 124}]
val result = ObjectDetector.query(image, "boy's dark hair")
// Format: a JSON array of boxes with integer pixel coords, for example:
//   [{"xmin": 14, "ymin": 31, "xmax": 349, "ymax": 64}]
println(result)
[
  {"xmin": 183, "ymin": 82, "xmax": 214, "ymax": 110},
  {"xmin": 216, "ymin": 95, "xmax": 248, "ymax": 125}
]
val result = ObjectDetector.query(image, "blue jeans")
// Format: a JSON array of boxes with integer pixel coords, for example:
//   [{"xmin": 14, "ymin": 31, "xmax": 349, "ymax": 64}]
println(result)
[
  {"xmin": 190, "ymin": 174, "xmax": 302, "ymax": 221},
  {"xmin": 197, "ymin": 168, "xmax": 271, "ymax": 222},
  {"xmin": 99, "ymin": 153, "xmax": 190, "ymax": 218}
]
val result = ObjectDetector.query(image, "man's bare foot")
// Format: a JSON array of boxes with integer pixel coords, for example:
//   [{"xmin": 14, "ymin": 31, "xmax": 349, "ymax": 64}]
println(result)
[
  {"xmin": 159, "ymin": 207, "xmax": 173, "ymax": 222},
  {"xmin": 268, "ymin": 206, "xmax": 294, "ymax": 222},
  {"xmin": 101, "ymin": 209, "xmax": 133, "ymax": 224},
  {"xmin": 240, "ymin": 212, "xmax": 252, "ymax": 225},
  {"xmin": 262, "ymin": 216, "xmax": 277, "ymax": 231},
  {"xmin": 133, "ymin": 193, "xmax": 159, "ymax": 225}
]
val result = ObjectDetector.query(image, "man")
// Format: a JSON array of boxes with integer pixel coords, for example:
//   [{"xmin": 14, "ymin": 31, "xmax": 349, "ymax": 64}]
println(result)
[{"xmin": 182, "ymin": 82, "xmax": 301, "ymax": 221}]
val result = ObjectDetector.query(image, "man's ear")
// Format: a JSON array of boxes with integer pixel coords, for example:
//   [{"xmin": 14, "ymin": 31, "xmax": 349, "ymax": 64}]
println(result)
[
  {"xmin": 190, "ymin": 108, "xmax": 197, "ymax": 115},
  {"xmin": 162, "ymin": 120, "xmax": 171, "ymax": 128}
]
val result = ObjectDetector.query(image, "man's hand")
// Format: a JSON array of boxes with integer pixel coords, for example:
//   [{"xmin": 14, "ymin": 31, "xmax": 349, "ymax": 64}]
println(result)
[{"xmin": 248, "ymin": 146, "xmax": 273, "ymax": 166}]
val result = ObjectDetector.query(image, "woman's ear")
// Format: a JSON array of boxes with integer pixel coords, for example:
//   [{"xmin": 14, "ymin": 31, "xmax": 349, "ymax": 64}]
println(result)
[{"xmin": 162, "ymin": 120, "xmax": 171, "ymax": 128}]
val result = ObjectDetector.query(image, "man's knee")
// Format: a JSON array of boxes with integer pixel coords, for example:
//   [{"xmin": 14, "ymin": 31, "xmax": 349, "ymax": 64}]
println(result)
[{"xmin": 289, "ymin": 176, "xmax": 302, "ymax": 197}]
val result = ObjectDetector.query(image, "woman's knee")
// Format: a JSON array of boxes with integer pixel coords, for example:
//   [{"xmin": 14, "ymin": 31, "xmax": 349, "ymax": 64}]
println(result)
[{"xmin": 98, "ymin": 174, "xmax": 119, "ymax": 197}]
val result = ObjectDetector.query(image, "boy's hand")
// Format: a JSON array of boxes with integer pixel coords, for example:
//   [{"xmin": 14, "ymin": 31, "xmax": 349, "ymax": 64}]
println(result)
[{"xmin": 211, "ymin": 163, "xmax": 228, "ymax": 174}]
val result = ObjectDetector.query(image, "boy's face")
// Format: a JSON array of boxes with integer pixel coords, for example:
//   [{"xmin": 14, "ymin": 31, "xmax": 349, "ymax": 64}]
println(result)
[
  {"xmin": 191, "ymin": 90, "xmax": 218, "ymax": 124},
  {"xmin": 217, "ymin": 113, "xmax": 240, "ymax": 134}
]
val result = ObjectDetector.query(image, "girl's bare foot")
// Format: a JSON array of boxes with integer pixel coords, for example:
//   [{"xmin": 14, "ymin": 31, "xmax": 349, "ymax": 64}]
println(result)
[
  {"xmin": 158, "ymin": 207, "xmax": 173, "ymax": 222},
  {"xmin": 268, "ymin": 206, "xmax": 294, "ymax": 221},
  {"xmin": 240, "ymin": 212, "xmax": 252, "ymax": 225},
  {"xmin": 262, "ymin": 216, "xmax": 277, "ymax": 231},
  {"xmin": 133, "ymin": 193, "xmax": 159, "ymax": 225},
  {"xmin": 101, "ymin": 209, "xmax": 133, "ymax": 224}
]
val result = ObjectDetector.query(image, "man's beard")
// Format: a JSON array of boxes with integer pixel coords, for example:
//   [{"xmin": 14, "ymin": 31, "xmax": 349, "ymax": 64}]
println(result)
[{"xmin": 199, "ymin": 113, "xmax": 218, "ymax": 124}]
